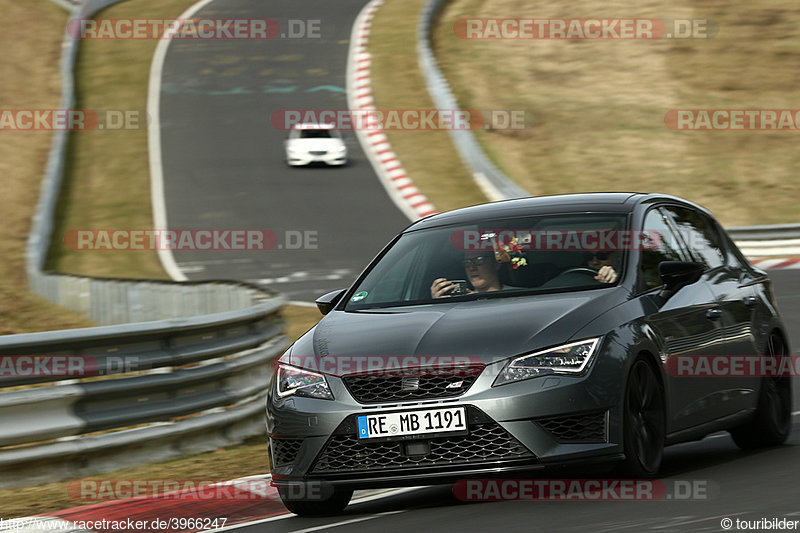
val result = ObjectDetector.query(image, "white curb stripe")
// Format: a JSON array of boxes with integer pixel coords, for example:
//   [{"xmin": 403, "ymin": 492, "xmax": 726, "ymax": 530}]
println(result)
[
  {"xmin": 346, "ymin": 0, "xmax": 437, "ymax": 221},
  {"xmin": 147, "ymin": 0, "xmax": 218, "ymax": 281}
]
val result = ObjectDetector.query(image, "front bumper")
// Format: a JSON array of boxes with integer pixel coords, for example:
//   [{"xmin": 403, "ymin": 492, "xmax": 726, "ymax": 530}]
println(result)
[
  {"xmin": 286, "ymin": 151, "xmax": 347, "ymax": 166},
  {"xmin": 267, "ymin": 356, "xmax": 625, "ymax": 488}
]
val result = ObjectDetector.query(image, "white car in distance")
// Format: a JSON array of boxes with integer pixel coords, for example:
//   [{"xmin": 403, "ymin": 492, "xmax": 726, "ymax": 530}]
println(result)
[{"xmin": 285, "ymin": 123, "xmax": 347, "ymax": 166}]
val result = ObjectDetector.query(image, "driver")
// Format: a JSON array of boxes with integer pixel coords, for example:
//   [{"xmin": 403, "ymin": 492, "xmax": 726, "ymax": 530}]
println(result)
[
  {"xmin": 587, "ymin": 251, "xmax": 621, "ymax": 284},
  {"xmin": 430, "ymin": 250, "xmax": 503, "ymax": 298}
]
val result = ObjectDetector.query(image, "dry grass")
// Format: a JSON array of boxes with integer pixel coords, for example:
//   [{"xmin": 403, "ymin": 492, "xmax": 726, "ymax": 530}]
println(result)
[
  {"xmin": 369, "ymin": 0, "xmax": 489, "ymax": 213},
  {"xmin": 433, "ymin": 0, "xmax": 800, "ymax": 225},
  {"xmin": 0, "ymin": 0, "xmax": 95, "ymax": 334},
  {"xmin": 282, "ymin": 303, "xmax": 323, "ymax": 341},
  {"xmin": 45, "ymin": 0, "xmax": 201, "ymax": 278},
  {"xmin": 0, "ymin": 436, "xmax": 269, "ymax": 519}
]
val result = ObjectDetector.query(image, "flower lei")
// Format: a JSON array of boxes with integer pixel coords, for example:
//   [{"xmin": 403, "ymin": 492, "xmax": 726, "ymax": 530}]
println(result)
[{"xmin": 494, "ymin": 237, "xmax": 528, "ymax": 269}]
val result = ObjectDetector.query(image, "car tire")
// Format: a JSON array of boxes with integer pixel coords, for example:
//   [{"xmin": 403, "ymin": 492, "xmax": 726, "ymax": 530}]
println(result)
[
  {"xmin": 730, "ymin": 333, "xmax": 792, "ymax": 450},
  {"xmin": 620, "ymin": 357, "xmax": 666, "ymax": 477},
  {"xmin": 277, "ymin": 486, "xmax": 353, "ymax": 516}
]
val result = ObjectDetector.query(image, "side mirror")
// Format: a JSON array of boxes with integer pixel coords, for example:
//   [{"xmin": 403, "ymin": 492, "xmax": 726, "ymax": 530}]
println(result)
[
  {"xmin": 315, "ymin": 289, "xmax": 346, "ymax": 315},
  {"xmin": 657, "ymin": 261, "xmax": 705, "ymax": 298}
]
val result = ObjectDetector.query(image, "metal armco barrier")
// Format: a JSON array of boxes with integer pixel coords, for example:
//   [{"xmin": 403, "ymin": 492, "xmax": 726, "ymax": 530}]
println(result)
[
  {"xmin": 0, "ymin": 301, "xmax": 287, "ymax": 489},
  {"xmin": 417, "ymin": 0, "xmax": 529, "ymax": 202}
]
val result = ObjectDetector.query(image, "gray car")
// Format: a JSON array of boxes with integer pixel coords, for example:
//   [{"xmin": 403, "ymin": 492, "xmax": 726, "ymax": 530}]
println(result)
[{"xmin": 266, "ymin": 193, "xmax": 791, "ymax": 516}]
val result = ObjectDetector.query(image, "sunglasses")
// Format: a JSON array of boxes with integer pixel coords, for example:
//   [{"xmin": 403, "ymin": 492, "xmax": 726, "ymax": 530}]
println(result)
[{"xmin": 463, "ymin": 256, "xmax": 492, "ymax": 267}]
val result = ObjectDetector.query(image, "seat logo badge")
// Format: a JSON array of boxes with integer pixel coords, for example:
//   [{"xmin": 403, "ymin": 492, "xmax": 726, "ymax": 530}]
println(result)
[{"xmin": 401, "ymin": 377, "xmax": 420, "ymax": 391}]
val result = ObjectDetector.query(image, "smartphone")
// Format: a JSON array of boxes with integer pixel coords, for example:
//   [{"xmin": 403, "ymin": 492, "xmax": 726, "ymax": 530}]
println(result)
[{"xmin": 449, "ymin": 280, "xmax": 468, "ymax": 296}]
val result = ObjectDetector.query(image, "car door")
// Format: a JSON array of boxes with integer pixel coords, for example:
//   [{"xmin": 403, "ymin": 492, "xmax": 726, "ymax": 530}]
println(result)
[
  {"xmin": 663, "ymin": 206, "xmax": 761, "ymax": 419},
  {"xmin": 636, "ymin": 207, "xmax": 727, "ymax": 433}
]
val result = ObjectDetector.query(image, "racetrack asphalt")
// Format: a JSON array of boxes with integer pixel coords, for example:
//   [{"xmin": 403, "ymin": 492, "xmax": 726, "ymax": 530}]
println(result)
[
  {"xmin": 155, "ymin": 1, "xmax": 800, "ymax": 530},
  {"xmin": 158, "ymin": 0, "xmax": 410, "ymax": 303},
  {"xmin": 222, "ymin": 268, "xmax": 800, "ymax": 533}
]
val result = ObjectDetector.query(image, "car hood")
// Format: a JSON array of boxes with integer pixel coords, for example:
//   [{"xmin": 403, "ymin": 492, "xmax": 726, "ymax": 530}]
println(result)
[
  {"xmin": 288, "ymin": 289, "xmax": 625, "ymax": 374},
  {"xmin": 286, "ymin": 138, "xmax": 344, "ymax": 152}
]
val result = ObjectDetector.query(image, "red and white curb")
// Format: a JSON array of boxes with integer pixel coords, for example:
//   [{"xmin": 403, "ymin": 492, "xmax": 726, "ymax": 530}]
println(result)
[
  {"xmin": 750, "ymin": 258, "xmax": 800, "ymax": 270},
  {"xmin": 1, "ymin": 475, "xmax": 284, "ymax": 533},
  {"xmin": 346, "ymin": 0, "xmax": 437, "ymax": 222},
  {"xmin": 1, "ymin": 475, "xmax": 420, "ymax": 533}
]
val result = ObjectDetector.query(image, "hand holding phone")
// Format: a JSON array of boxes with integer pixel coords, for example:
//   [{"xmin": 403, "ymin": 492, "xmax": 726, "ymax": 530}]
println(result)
[{"xmin": 448, "ymin": 279, "xmax": 467, "ymax": 296}]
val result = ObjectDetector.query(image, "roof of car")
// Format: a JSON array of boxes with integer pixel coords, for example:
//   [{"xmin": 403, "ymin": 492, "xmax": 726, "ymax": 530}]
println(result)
[
  {"xmin": 405, "ymin": 192, "xmax": 708, "ymax": 231},
  {"xmin": 291, "ymin": 123, "xmax": 336, "ymax": 130}
]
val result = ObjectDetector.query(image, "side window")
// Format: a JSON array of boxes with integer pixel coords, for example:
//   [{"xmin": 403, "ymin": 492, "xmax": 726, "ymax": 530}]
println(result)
[
  {"xmin": 663, "ymin": 207, "xmax": 725, "ymax": 270},
  {"xmin": 639, "ymin": 209, "xmax": 688, "ymax": 289}
]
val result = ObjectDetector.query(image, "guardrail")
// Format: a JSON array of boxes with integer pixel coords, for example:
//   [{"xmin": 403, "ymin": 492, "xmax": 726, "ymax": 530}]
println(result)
[
  {"xmin": 727, "ymin": 224, "xmax": 800, "ymax": 258},
  {"xmin": 3, "ymin": 0, "xmax": 290, "ymax": 488},
  {"xmin": 417, "ymin": 0, "xmax": 799, "ymax": 257},
  {"xmin": 0, "ymin": 301, "xmax": 287, "ymax": 489},
  {"xmin": 417, "ymin": 0, "xmax": 529, "ymax": 202}
]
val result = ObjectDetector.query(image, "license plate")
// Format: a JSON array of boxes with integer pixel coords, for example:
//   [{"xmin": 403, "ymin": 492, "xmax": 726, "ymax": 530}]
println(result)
[{"xmin": 357, "ymin": 407, "xmax": 467, "ymax": 439}]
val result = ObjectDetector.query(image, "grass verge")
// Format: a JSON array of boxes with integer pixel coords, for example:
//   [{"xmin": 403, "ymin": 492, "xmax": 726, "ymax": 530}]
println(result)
[
  {"xmin": 0, "ymin": 436, "xmax": 269, "ymax": 519},
  {"xmin": 45, "ymin": 0, "xmax": 197, "ymax": 278},
  {"xmin": 431, "ymin": 0, "xmax": 800, "ymax": 226},
  {"xmin": 369, "ymin": 0, "xmax": 488, "ymax": 213},
  {"xmin": 0, "ymin": 0, "xmax": 95, "ymax": 334}
]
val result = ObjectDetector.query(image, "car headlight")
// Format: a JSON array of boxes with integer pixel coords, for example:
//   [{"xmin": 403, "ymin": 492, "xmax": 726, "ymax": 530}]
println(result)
[
  {"xmin": 493, "ymin": 338, "xmax": 601, "ymax": 386},
  {"xmin": 276, "ymin": 364, "xmax": 334, "ymax": 400}
]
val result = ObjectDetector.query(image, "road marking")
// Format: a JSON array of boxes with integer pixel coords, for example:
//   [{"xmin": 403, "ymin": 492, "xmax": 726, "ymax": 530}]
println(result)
[
  {"xmin": 306, "ymin": 85, "xmax": 346, "ymax": 93},
  {"xmin": 204, "ymin": 488, "xmax": 416, "ymax": 532},
  {"xmin": 288, "ymin": 511, "xmax": 405, "ymax": 533},
  {"xmin": 147, "ymin": 0, "xmax": 219, "ymax": 281},
  {"xmin": 346, "ymin": 0, "xmax": 435, "ymax": 221}
]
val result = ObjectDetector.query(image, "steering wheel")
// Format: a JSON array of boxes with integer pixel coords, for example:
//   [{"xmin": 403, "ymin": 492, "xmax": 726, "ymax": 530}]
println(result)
[{"xmin": 558, "ymin": 267, "xmax": 599, "ymax": 277}]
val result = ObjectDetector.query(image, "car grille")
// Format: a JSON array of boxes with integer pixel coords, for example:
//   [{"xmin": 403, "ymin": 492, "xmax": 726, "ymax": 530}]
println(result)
[
  {"xmin": 311, "ymin": 410, "xmax": 533, "ymax": 474},
  {"xmin": 270, "ymin": 438, "xmax": 303, "ymax": 467},
  {"xmin": 343, "ymin": 372, "xmax": 480, "ymax": 404},
  {"xmin": 309, "ymin": 150, "xmax": 327, "ymax": 155},
  {"xmin": 534, "ymin": 411, "xmax": 607, "ymax": 443}
]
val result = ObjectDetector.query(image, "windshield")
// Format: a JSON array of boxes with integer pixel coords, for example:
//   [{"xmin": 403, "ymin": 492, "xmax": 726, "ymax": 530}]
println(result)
[
  {"xmin": 290, "ymin": 128, "xmax": 339, "ymax": 139},
  {"xmin": 345, "ymin": 213, "xmax": 630, "ymax": 310}
]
